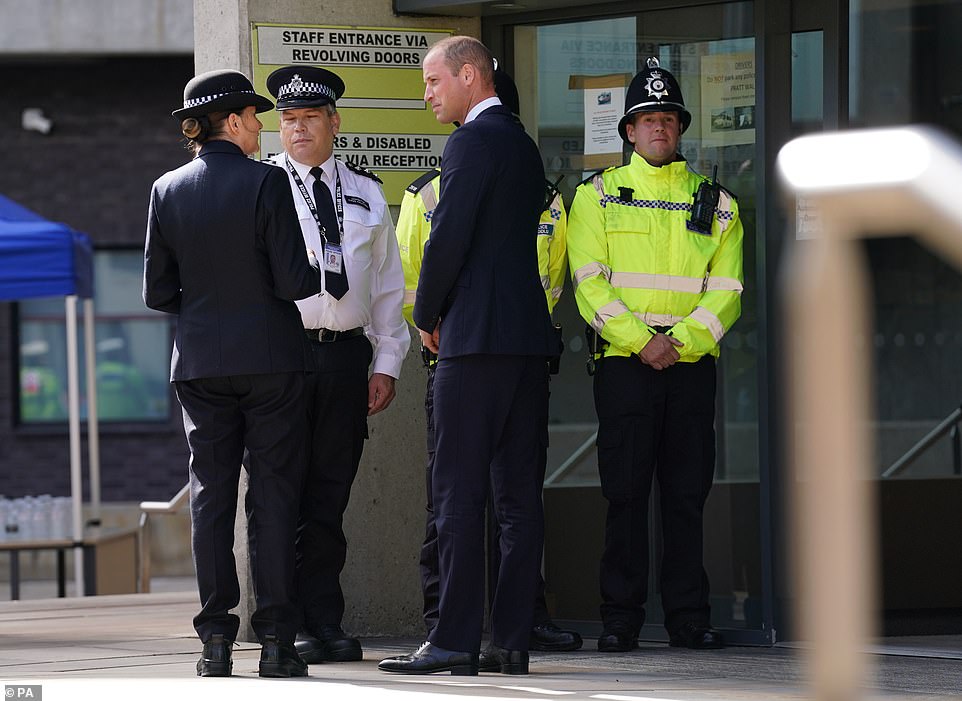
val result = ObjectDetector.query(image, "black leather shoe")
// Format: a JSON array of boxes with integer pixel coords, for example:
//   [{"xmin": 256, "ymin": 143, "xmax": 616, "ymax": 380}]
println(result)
[
  {"xmin": 378, "ymin": 641, "xmax": 479, "ymax": 675},
  {"xmin": 597, "ymin": 623, "xmax": 638, "ymax": 652},
  {"xmin": 259, "ymin": 635, "xmax": 309, "ymax": 678},
  {"xmin": 295, "ymin": 624, "xmax": 363, "ymax": 663},
  {"xmin": 669, "ymin": 622, "xmax": 724, "ymax": 650},
  {"xmin": 479, "ymin": 644, "xmax": 529, "ymax": 674},
  {"xmin": 530, "ymin": 621, "xmax": 583, "ymax": 652},
  {"xmin": 196, "ymin": 634, "xmax": 232, "ymax": 677}
]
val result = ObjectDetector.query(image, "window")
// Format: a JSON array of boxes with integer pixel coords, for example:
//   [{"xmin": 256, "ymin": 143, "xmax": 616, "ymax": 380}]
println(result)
[{"xmin": 18, "ymin": 250, "xmax": 170, "ymax": 424}]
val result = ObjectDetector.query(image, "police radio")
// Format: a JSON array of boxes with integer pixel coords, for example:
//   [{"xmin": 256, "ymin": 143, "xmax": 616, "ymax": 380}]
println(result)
[{"xmin": 689, "ymin": 165, "xmax": 720, "ymax": 235}]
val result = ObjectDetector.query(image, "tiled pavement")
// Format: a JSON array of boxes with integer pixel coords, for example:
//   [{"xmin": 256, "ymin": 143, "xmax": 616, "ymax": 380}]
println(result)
[{"xmin": 1, "ymin": 586, "xmax": 960, "ymax": 701}]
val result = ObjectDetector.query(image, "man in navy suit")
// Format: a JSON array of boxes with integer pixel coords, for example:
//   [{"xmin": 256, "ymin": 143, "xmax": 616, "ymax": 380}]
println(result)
[{"xmin": 378, "ymin": 36, "xmax": 556, "ymax": 677}]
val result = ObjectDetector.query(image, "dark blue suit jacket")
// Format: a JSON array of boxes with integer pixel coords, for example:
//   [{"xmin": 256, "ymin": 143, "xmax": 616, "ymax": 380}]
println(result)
[
  {"xmin": 144, "ymin": 140, "xmax": 320, "ymax": 381},
  {"xmin": 413, "ymin": 104, "xmax": 555, "ymax": 358}
]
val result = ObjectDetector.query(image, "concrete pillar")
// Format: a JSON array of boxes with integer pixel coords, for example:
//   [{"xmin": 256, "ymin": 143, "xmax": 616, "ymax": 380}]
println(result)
[
  {"xmin": 192, "ymin": 0, "xmax": 479, "ymax": 643},
  {"xmin": 232, "ymin": 469, "xmax": 255, "ymax": 641},
  {"xmin": 232, "ymin": 344, "xmax": 433, "ymax": 643}
]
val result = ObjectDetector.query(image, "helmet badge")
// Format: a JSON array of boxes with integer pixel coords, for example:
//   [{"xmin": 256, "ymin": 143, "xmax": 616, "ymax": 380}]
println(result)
[
  {"xmin": 644, "ymin": 57, "xmax": 668, "ymax": 100},
  {"xmin": 645, "ymin": 71, "xmax": 668, "ymax": 100}
]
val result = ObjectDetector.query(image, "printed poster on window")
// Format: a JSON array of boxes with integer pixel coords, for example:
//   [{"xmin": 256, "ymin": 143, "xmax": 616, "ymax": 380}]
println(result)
[
  {"xmin": 571, "ymin": 74, "xmax": 628, "ymax": 172},
  {"xmin": 700, "ymin": 52, "xmax": 755, "ymax": 147},
  {"xmin": 252, "ymin": 23, "xmax": 453, "ymax": 204}
]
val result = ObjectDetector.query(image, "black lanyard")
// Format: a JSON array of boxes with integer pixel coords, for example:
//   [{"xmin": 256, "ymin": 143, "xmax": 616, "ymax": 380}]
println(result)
[{"xmin": 285, "ymin": 155, "xmax": 344, "ymax": 243}]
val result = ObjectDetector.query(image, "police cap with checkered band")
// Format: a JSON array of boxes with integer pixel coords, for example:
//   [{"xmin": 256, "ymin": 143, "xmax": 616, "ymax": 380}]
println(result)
[
  {"xmin": 266, "ymin": 66, "xmax": 346, "ymax": 111},
  {"xmin": 172, "ymin": 69, "xmax": 274, "ymax": 120},
  {"xmin": 617, "ymin": 57, "xmax": 692, "ymax": 142}
]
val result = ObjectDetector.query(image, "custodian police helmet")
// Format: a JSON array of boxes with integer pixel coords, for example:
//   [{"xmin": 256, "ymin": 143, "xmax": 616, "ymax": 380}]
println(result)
[
  {"xmin": 493, "ymin": 66, "xmax": 521, "ymax": 116},
  {"xmin": 266, "ymin": 65, "xmax": 346, "ymax": 111},
  {"xmin": 617, "ymin": 57, "xmax": 692, "ymax": 142},
  {"xmin": 172, "ymin": 69, "xmax": 274, "ymax": 120}
]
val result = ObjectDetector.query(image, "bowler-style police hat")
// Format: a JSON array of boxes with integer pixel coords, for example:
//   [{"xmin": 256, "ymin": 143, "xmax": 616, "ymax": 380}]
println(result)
[
  {"xmin": 493, "ymin": 66, "xmax": 521, "ymax": 116},
  {"xmin": 172, "ymin": 69, "xmax": 274, "ymax": 120},
  {"xmin": 617, "ymin": 57, "xmax": 692, "ymax": 142},
  {"xmin": 266, "ymin": 66, "xmax": 346, "ymax": 111}
]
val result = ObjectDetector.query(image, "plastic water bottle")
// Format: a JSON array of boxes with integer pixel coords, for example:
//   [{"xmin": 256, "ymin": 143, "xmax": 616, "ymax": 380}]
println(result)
[
  {"xmin": 0, "ymin": 498, "xmax": 9, "ymax": 541},
  {"xmin": 8, "ymin": 497, "xmax": 26, "ymax": 538},
  {"xmin": 32, "ymin": 494, "xmax": 52, "ymax": 539},
  {"xmin": 52, "ymin": 497, "xmax": 72, "ymax": 539}
]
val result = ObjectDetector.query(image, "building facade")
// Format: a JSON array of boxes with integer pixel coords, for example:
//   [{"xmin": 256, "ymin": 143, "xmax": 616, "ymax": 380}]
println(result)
[{"xmin": 1, "ymin": 0, "xmax": 960, "ymax": 640}]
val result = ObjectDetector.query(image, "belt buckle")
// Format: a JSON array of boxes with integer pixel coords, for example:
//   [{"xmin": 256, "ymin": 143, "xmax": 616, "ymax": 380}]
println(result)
[{"xmin": 319, "ymin": 328, "xmax": 337, "ymax": 342}]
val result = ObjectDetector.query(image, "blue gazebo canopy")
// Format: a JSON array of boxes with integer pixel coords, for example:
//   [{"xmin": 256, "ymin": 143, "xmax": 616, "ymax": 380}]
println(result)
[{"xmin": 0, "ymin": 193, "xmax": 93, "ymax": 300}]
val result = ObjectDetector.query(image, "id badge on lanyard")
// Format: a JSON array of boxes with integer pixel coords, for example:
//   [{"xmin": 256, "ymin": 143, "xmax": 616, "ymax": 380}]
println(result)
[{"xmin": 323, "ymin": 243, "xmax": 343, "ymax": 274}]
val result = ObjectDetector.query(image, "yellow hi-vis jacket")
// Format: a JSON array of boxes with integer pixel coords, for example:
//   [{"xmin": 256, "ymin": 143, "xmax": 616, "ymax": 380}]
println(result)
[
  {"xmin": 567, "ymin": 152, "xmax": 743, "ymax": 361},
  {"xmin": 396, "ymin": 169, "xmax": 568, "ymax": 327}
]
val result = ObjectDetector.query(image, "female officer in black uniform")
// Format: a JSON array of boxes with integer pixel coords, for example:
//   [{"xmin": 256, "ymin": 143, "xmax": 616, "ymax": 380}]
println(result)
[{"xmin": 144, "ymin": 69, "xmax": 321, "ymax": 678}]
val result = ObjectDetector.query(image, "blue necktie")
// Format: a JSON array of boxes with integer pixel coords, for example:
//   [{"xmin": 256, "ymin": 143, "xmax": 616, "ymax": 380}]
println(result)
[{"xmin": 311, "ymin": 167, "xmax": 349, "ymax": 300}]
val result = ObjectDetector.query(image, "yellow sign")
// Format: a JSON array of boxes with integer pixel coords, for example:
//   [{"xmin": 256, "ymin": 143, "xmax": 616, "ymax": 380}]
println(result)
[{"xmin": 252, "ymin": 23, "xmax": 453, "ymax": 204}]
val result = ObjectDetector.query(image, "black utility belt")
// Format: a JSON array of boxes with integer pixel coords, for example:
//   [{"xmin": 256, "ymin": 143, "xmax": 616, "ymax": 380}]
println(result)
[{"xmin": 305, "ymin": 327, "xmax": 364, "ymax": 343}]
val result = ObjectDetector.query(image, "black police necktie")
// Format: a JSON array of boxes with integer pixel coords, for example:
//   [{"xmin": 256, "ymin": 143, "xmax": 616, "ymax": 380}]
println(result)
[{"xmin": 310, "ymin": 167, "xmax": 349, "ymax": 300}]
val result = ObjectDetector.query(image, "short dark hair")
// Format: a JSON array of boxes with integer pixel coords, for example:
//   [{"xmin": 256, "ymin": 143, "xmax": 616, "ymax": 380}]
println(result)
[{"xmin": 428, "ymin": 36, "xmax": 494, "ymax": 88}]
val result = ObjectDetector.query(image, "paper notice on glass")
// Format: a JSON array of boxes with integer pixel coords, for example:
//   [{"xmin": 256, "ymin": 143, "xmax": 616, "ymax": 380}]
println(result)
[
  {"xmin": 700, "ymin": 52, "xmax": 755, "ymax": 147},
  {"xmin": 583, "ymin": 86, "xmax": 626, "ymax": 169},
  {"xmin": 569, "ymin": 74, "xmax": 628, "ymax": 171},
  {"xmin": 796, "ymin": 196, "xmax": 823, "ymax": 240}
]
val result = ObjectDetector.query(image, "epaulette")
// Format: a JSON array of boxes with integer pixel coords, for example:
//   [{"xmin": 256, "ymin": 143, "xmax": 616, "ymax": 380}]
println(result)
[
  {"xmin": 406, "ymin": 168, "xmax": 441, "ymax": 195},
  {"xmin": 718, "ymin": 182, "xmax": 737, "ymax": 201},
  {"xmin": 543, "ymin": 175, "xmax": 563, "ymax": 212},
  {"xmin": 578, "ymin": 167, "xmax": 612, "ymax": 187},
  {"xmin": 342, "ymin": 160, "xmax": 382, "ymax": 184}
]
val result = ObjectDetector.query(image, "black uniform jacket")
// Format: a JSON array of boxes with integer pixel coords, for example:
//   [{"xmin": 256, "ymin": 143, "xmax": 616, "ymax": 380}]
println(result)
[
  {"xmin": 144, "ymin": 140, "xmax": 321, "ymax": 381},
  {"xmin": 413, "ymin": 104, "xmax": 555, "ymax": 359}
]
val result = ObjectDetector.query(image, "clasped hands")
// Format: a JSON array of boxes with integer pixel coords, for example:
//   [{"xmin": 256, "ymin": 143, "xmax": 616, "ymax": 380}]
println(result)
[{"xmin": 639, "ymin": 333, "xmax": 684, "ymax": 371}]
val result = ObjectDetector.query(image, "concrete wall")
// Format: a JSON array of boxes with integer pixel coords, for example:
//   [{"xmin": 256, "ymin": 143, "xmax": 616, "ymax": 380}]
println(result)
[
  {"xmin": 192, "ymin": 0, "xmax": 480, "ymax": 639},
  {"xmin": 0, "ymin": 0, "xmax": 194, "ymax": 54},
  {"xmin": 194, "ymin": 0, "xmax": 478, "ymax": 74}
]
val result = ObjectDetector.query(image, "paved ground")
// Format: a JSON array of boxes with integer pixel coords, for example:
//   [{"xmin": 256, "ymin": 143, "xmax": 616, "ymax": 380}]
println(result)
[{"xmin": 1, "ymin": 586, "xmax": 960, "ymax": 701}]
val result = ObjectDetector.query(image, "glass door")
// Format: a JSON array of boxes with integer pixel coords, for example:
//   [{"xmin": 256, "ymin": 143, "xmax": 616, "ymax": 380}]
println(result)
[{"xmin": 508, "ymin": 1, "xmax": 769, "ymax": 644}]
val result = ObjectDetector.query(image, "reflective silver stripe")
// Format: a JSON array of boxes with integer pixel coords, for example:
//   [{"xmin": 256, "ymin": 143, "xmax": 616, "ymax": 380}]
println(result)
[
  {"xmin": 541, "ymin": 274, "xmax": 551, "ymax": 291},
  {"xmin": 572, "ymin": 261, "xmax": 611, "ymax": 288},
  {"xmin": 593, "ymin": 299, "xmax": 631, "ymax": 333},
  {"xmin": 634, "ymin": 311, "xmax": 685, "ymax": 327},
  {"xmin": 689, "ymin": 306, "xmax": 726, "ymax": 342},
  {"xmin": 551, "ymin": 286, "xmax": 563, "ymax": 300},
  {"xmin": 609, "ymin": 272, "xmax": 705, "ymax": 294},
  {"xmin": 403, "ymin": 289, "xmax": 416, "ymax": 304},
  {"xmin": 421, "ymin": 180, "xmax": 438, "ymax": 213},
  {"xmin": 704, "ymin": 276, "xmax": 744, "ymax": 293}
]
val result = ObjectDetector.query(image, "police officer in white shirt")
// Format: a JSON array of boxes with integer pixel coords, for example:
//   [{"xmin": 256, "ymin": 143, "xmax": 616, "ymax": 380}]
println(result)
[{"xmin": 264, "ymin": 65, "xmax": 409, "ymax": 664}]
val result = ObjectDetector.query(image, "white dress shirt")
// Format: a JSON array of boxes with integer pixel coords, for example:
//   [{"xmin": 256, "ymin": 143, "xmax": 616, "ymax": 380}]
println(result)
[
  {"xmin": 464, "ymin": 96, "xmax": 502, "ymax": 124},
  {"xmin": 271, "ymin": 152, "xmax": 410, "ymax": 379}
]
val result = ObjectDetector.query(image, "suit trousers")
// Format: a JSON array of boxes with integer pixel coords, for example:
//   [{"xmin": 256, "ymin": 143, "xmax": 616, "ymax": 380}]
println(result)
[
  {"xmin": 419, "ymin": 364, "xmax": 552, "ymax": 637},
  {"xmin": 175, "ymin": 371, "xmax": 309, "ymax": 644},
  {"xmin": 593, "ymin": 354, "xmax": 717, "ymax": 635},
  {"xmin": 296, "ymin": 334, "xmax": 372, "ymax": 632},
  {"xmin": 427, "ymin": 354, "xmax": 548, "ymax": 653}
]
